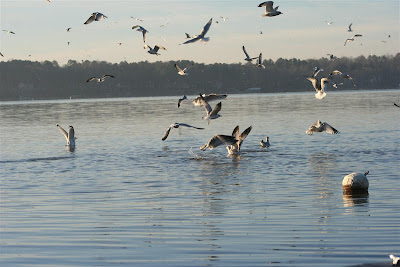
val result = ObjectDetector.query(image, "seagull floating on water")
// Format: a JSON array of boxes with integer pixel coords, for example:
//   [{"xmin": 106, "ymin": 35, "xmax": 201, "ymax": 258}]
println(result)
[
  {"xmin": 57, "ymin": 125, "xmax": 76, "ymax": 148},
  {"xmin": 256, "ymin": 53, "xmax": 265, "ymax": 68},
  {"xmin": 145, "ymin": 44, "xmax": 166, "ymax": 55},
  {"xmin": 260, "ymin": 137, "xmax": 270, "ymax": 148},
  {"xmin": 86, "ymin": 74, "xmax": 115, "ymax": 83},
  {"xmin": 162, "ymin": 123, "xmax": 204, "ymax": 141},
  {"xmin": 84, "ymin": 12, "xmax": 107, "ymax": 24},
  {"xmin": 258, "ymin": 1, "xmax": 282, "ymax": 17},
  {"xmin": 306, "ymin": 120, "xmax": 339, "ymax": 135},
  {"xmin": 344, "ymin": 34, "xmax": 362, "ymax": 46},
  {"xmin": 242, "ymin": 46, "xmax": 258, "ymax": 62},
  {"xmin": 132, "ymin": 25, "xmax": 148, "ymax": 43},
  {"xmin": 390, "ymin": 254, "xmax": 400, "ymax": 266},
  {"xmin": 181, "ymin": 18, "xmax": 212, "ymax": 45},
  {"xmin": 175, "ymin": 63, "xmax": 193, "ymax": 76},
  {"xmin": 198, "ymin": 94, "xmax": 222, "ymax": 124}
]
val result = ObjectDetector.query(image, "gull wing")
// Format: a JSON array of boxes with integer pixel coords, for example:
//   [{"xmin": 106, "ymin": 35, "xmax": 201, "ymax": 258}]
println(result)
[
  {"xmin": 199, "ymin": 18, "xmax": 213, "ymax": 37},
  {"xmin": 174, "ymin": 64, "xmax": 183, "ymax": 73},
  {"xmin": 183, "ymin": 63, "xmax": 193, "ymax": 72},
  {"xmin": 239, "ymin": 126, "xmax": 252, "ymax": 141},
  {"xmin": 178, "ymin": 95, "xmax": 188, "ymax": 107},
  {"xmin": 306, "ymin": 77, "xmax": 318, "ymax": 91},
  {"xmin": 84, "ymin": 13, "xmax": 96, "ymax": 25},
  {"xmin": 348, "ymin": 23, "xmax": 352, "ymax": 31},
  {"xmin": 102, "ymin": 74, "xmax": 115, "ymax": 79},
  {"xmin": 142, "ymin": 31, "xmax": 147, "ymax": 43},
  {"xmin": 210, "ymin": 102, "xmax": 222, "ymax": 116},
  {"xmin": 185, "ymin": 33, "xmax": 191, "ymax": 38},
  {"xmin": 181, "ymin": 36, "xmax": 201, "ymax": 44},
  {"xmin": 322, "ymin": 122, "xmax": 339, "ymax": 134},
  {"xmin": 155, "ymin": 45, "xmax": 166, "ymax": 51},
  {"xmin": 199, "ymin": 94, "xmax": 212, "ymax": 114},
  {"xmin": 204, "ymin": 93, "xmax": 227, "ymax": 102},
  {"xmin": 242, "ymin": 46, "xmax": 250, "ymax": 58},
  {"xmin": 353, "ymin": 34, "xmax": 362, "ymax": 37},
  {"xmin": 177, "ymin": 123, "xmax": 204, "ymax": 130},
  {"xmin": 132, "ymin": 25, "xmax": 140, "ymax": 29},
  {"xmin": 232, "ymin": 125, "xmax": 240, "ymax": 138},
  {"xmin": 57, "ymin": 125, "xmax": 68, "ymax": 140},
  {"xmin": 200, "ymin": 135, "xmax": 224, "ymax": 150},
  {"xmin": 216, "ymin": 135, "xmax": 238, "ymax": 146},
  {"xmin": 162, "ymin": 127, "xmax": 172, "ymax": 141},
  {"xmin": 330, "ymin": 70, "xmax": 342, "ymax": 76},
  {"xmin": 258, "ymin": 1, "xmax": 274, "ymax": 12},
  {"xmin": 86, "ymin": 77, "xmax": 97, "ymax": 82},
  {"xmin": 312, "ymin": 67, "xmax": 323, "ymax": 78}
]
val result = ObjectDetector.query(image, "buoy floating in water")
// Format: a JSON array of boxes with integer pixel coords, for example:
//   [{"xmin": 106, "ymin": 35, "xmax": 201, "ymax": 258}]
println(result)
[{"xmin": 342, "ymin": 171, "xmax": 369, "ymax": 193}]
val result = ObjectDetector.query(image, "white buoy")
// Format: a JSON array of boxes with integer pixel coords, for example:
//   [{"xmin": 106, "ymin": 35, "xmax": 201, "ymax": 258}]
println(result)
[{"xmin": 342, "ymin": 171, "xmax": 369, "ymax": 193}]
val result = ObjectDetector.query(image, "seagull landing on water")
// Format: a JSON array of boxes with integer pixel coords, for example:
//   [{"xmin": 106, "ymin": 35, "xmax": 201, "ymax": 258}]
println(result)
[
  {"xmin": 132, "ymin": 25, "xmax": 148, "ymax": 43},
  {"xmin": 347, "ymin": 23, "xmax": 353, "ymax": 32},
  {"xmin": 200, "ymin": 125, "xmax": 252, "ymax": 155},
  {"xmin": 198, "ymin": 94, "xmax": 222, "ymax": 125},
  {"xmin": 329, "ymin": 70, "xmax": 356, "ymax": 86},
  {"xmin": 306, "ymin": 120, "xmax": 339, "ymax": 135},
  {"xmin": 256, "ymin": 53, "xmax": 265, "ymax": 68},
  {"xmin": 181, "ymin": 18, "xmax": 212, "ymax": 45},
  {"xmin": 242, "ymin": 46, "xmax": 258, "ymax": 62},
  {"xmin": 260, "ymin": 137, "xmax": 270, "ymax": 148},
  {"xmin": 390, "ymin": 254, "xmax": 400, "ymax": 265},
  {"xmin": 86, "ymin": 74, "xmax": 115, "ymax": 83},
  {"xmin": 84, "ymin": 12, "xmax": 107, "ymax": 25},
  {"xmin": 304, "ymin": 76, "xmax": 330, "ymax": 99},
  {"xmin": 344, "ymin": 34, "xmax": 362, "ymax": 46},
  {"xmin": 145, "ymin": 44, "xmax": 166, "ymax": 55},
  {"xmin": 57, "ymin": 125, "xmax": 76, "ymax": 148},
  {"xmin": 162, "ymin": 123, "xmax": 204, "ymax": 141},
  {"xmin": 175, "ymin": 63, "xmax": 193, "ymax": 76},
  {"xmin": 258, "ymin": 1, "xmax": 282, "ymax": 17}
]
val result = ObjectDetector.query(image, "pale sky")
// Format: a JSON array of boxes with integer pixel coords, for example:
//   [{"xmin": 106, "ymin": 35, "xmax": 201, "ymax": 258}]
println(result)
[{"xmin": 1, "ymin": 0, "xmax": 399, "ymax": 65}]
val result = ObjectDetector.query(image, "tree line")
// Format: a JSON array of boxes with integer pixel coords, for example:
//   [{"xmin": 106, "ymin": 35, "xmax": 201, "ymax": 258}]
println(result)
[{"xmin": 1, "ymin": 54, "xmax": 399, "ymax": 101}]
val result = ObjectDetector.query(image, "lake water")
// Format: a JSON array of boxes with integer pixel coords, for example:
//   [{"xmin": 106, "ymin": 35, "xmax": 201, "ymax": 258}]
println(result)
[{"xmin": 1, "ymin": 90, "xmax": 399, "ymax": 267}]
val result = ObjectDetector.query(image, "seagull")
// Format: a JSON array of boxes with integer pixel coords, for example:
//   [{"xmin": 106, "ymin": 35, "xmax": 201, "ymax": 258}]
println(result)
[
  {"xmin": 306, "ymin": 120, "xmax": 339, "ymax": 135},
  {"xmin": 329, "ymin": 70, "xmax": 356, "ymax": 86},
  {"xmin": 260, "ymin": 31, "xmax": 263, "ymax": 34},
  {"xmin": 347, "ymin": 23, "xmax": 353, "ymax": 32},
  {"xmin": 332, "ymin": 82, "xmax": 344, "ymax": 88},
  {"xmin": 67, "ymin": 41, "xmax": 70, "ymax": 46},
  {"xmin": 131, "ymin": 17, "xmax": 143, "ymax": 22},
  {"xmin": 242, "ymin": 46, "xmax": 258, "ymax": 62},
  {"xmin": 192, "ymin": 93, "xmax": 227, "ymax": 107},
  {"xmin": 344, "ymin": 34, "xmax": 362, "ymax": 46},
  {"xmin": 66, "ymin": 28, "xmax": 72, "ymax": 32},
  {"xmin": 84, "ymin": 12, "xmax": 107, "ymax": 25},
  {"xmin": 185, "ymin": 33, "xmax": 191, "ymax": 38},
  {"xmin": 160, "ymin": 22, "xmax": 169, "ymax": 28},
  {"xmin": 198, "ymin": 94, "xmax": 222, "ymax": 124},
  {"xmin": 258, "ymin": 1, "xmax": 282, "ymax": 17},
  {"xmin": 132, "ymin": 25, "xmax": 148, "ymax": 43},
  {"xmin": 57, "ymin": 125, "xmax": 76, "ymax": 148},
  {"xmin": 327, "ymin": 54, "xmax": 337, "ymax": 61},
  {"xmin": 175, "ymin": 63, "xmax": 193, "ymax": 76},
  {"xmin": 117, "ymin": 42, "xmax": 122, "ymax": 46},
  {"xmin": 304, "ymin": 76, "xmax": 330, "ymax": 99},
  {"xmin": 0, "ymin": 52, "xmax": 4, "ymax": 57},
  {"xmin": 145, "ymin": 44, "xmax": 166, "ymax": 55},
  {"xmin": 178, "ymin": 95, "xmax": 189, "ymax": 107},
  {"xmin": 200, "ymin": 125, "xmax": 252, "ymax": 155},
  {"xmin": 181, "ymin": 18, "xmax": 212, "ymax": 45},
  {"xmin": 162, "ymin": 123, "xmax": 204, "ymax": 141},
  {"xmin": 390, "ymin": 254, "xmax": 400, "ymax": 265},
  {"xmin": 325, "ymin": 21, "xmax": 333, "ymax": 26},
  {"xmin": 86, "ymin": 74, "xmax": 115, "ymax": 83},
  {"xmin": 256, "ymin": 53, "xmax": 265, "ymax": 68},
  {"xmin": 260, "ymin": 137, "xmax": 270, "ymax": 148},
  {"xmin": 2, "ymin": 30, "xmax": 15, "ymax": 34},
  {"xmin": 220, "ymin": 16, "xmax": 228, "ymax": 21}
]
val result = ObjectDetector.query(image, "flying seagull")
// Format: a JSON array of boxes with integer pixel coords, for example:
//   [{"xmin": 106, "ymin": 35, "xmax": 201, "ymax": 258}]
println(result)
[
  {"xmin": 325, "ymin": 21, "xmax": 333, "ymax": 26},
  {"xmin": 390, "ymin": 254, "xmax": 400, "ymax": 265},
  {"xmin": 117, "ymin": 42, "xmax": 122, "ymax": 46},
  {"xmin": 0, "ymin": 52, "xmax": 3, "ymax": 57},
  {"xmin": 198, "ymin": 94, "xmax": 222, "ymax": 124},
  {"xmin": 347, "ymin": 23, "xmax": 353, "ymax": 32},
  {"xmin": 57, "ymin": 125, "xmax": 76, "ymax": 148},
  {"xmin": 200, "ymin": 125, "xmax": 252, "ymax": 155},
  {"xmin": 181, "ymin": 18, "xmax": 212, "ymax": 45},
  {"xmin": 344, "ymin": 34, "xmax": 362, "ymax": 46},
  {"xmin": 260, "ymin": 137, "xmax": 270, "ymax": 148},
  {"xmin": 178, "ymin": 94, "xmax": 227, "ymax": 108},
  {"xmin": 175, "ymin": 63, "xmax": 193, "ymax": 76},
  {"xmin": 66, "ymin": 28, "xmax": 72, "ymax": 32},
  {"xmin": 162, "ymin": 123, "xmax": 204, "ymax": 141},
  {"xmin": 145, "ymin": 44, "xmax": 166, "ymax": 55},
  {"xmin": 132, "ymin": 25, "xmax": 148, "ymax": 43},
  {"xmin": 327, "ymin": 54, "xmax": 337, "ymax": 61},
  {"xmin": 306, "ymin": 120, "xmax": 339, "ymax": 135},
  {"xmin": 220, "ymin": 16, "xmax": 228, "ymax": 21},
  {"xmin": 329, "ymin": 70, "xmax": 356, "ymax": 86},
  {"xmin": 258, "ymin": 1, "xmax": 282, "ymax": 17},
  {"xmin": 86, "ymin": 74, "xmax": 115, "ymax": 83},
  {"xmin": 178, "ymin": 95, "xmax": 189, "ymax": 107},
  {"xmin": 242, "ymin": 46, "xmax": 258, "ymax": 62},
  {"xmin": 2, "ymin": 30, "xmax": 15, "ymax": 34},
  {"xmin": 256, "ymin": 53, "xmax": 265, "ymax": 68},
  {"xmin": 84, "ymin": 12, "xmax": 107, "ymax": 25},
  {"xmin": 131, "ymin": 17, "xmax": 143, "ymax": 22},
  {"xmin": 304, "ymin": 76, "xmax": 330, "ymax": 99}
]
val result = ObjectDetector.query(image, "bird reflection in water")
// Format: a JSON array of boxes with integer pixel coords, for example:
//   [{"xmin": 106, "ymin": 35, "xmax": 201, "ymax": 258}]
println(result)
[{"xmin": 343, "ymin": 191, "xmax": 369, "ymax": 213}]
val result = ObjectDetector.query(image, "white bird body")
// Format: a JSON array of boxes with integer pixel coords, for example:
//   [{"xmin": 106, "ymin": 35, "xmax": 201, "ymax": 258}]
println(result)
[
  {"xmin": 305, "ymin": 76, "xmax": 330, "ymax": 99},
  {"xmin": 199, "ymin": 94, "xmax": 222, "ymax": 124},
  {"xmin": 390, "ymin": 254, "xmax": 400, "ymax": 266},
  {"xmin": 242, "ymin": 46, "xmax": 258, "ymax": 62},
  {"xmin": 57, "ymin": 125, "xmax": 76, "ymax": 148},
  {"xmin": 260, "ymin": 137, "xmax": 270, "ymax": 148},
  {"xmin": 132, "ymin": 25, "xmax": 148, "ymax": 43},
  {"xmin": 162, "ymin": 123, "xmax": 204, "ymax": 141},
  {"xmin": 325, "ymin": 21, "xmax": 333, "ymax": 26},
  {"xmin": 306, "ymin": 120, "xmax": 339, "ymax": 135},
  {"xmin": 146, "ymin": 45, "xmax": 166, "ymax": 55},
  {"xmin": 86, "ymin": 74, "xmax": 115, "ymax": 83},
  {"xmin": 181, "ymin": 18, "xmax": 212, "ymax": 45},
  {"xmin": 342, "ymin": 171, "xmax": 369, "ymax": 192},
  {"xmin": 258, "ymin": 1, "xmax": 282, "ymax": 17},
  {"xmin": 256, "ymin": 53, "xmax": 265, "ymax": 68},
  {"xmin": 84, "ymin": 12, "xmax": 107, "ymax": 25}
]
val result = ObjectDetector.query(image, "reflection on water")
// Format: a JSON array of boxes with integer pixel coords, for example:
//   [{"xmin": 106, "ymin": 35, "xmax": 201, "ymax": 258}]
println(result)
[{"xmin": 343, "ymin": 192, "xmax": 370, "ymax": 211}]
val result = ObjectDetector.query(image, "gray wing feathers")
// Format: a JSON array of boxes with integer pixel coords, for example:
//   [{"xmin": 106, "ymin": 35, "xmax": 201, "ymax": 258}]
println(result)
[
  {"xmin": 199, "ymin": 18, "xmax": 212, "ymax": 36},
  {"xmin": 210, "ymin": 102, "xmax": 222, "ymax": 116},
  {"xmin": 239, "ymin": 126, "xmax": 252, "ymax": 140},
  {"xmin": 323, "ymin": 123, "xmax": 339, "ymax": 134},
  {"xmin": 57, "ymin": 125, "xmax": 68, "ymax": 140},
  {"xmin": 162, "ymin": 127, "xmax": 171, "ymax": 141}
]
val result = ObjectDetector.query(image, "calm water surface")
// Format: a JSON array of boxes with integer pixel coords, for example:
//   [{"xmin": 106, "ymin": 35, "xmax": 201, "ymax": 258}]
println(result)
[{"xmin": 1, "ymin": 90, "xmax": 399, "ymax": 266}]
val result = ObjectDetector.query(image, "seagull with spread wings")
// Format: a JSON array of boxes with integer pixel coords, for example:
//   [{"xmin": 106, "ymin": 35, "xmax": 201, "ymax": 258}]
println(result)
[
  {"xmin": 175, "ymin": 63, "xmax": 193, "ymax": 76},
  {"xmin": 242, "ymin": 46, "xmax": 258, "ymax": 62},
  {"xmin": 306, "ymin": 120, "xmax": 339, "ymax": 135},
  {"xmin": 145, "ymin": 44, "xmax": 166, "ymax": 55},
  {"xmin": 198, "ymin": 94, "xmax": 222, "ymax": 124},
  {"xmin": 258, "ymin": 1, "xmax": 282, "ymax": 17},
  {"xmin": 86, "ymin": 74, "xmax": 115, "ymax": 83},
  {"xmin": 344, "ymin": 34, "xmax": 362, "ymax": 46},
  {"xmin": 181, "ymin": 18, "xmax": 212, "ymax": 44},
  {"xmin": 329, "ymin": 70, "xmax": 356, "ymax": 86},
  {"xmin": 304, "ymin": 76, "xmax": 330, "ymax": 99},
  {"xmin": 57, "ymin": 125, "xmax": 76, "ymax": 148},
  {"xmin": 162, "ymin": 123, "xmax": 204, "ymax": 141},
  {"xmin": 3, "ymin": 30, "xmax": 15, "ymax": 34},
  {"xmin": 84, "ymin": 12, "xmax": 107, "ymax": 25},
  {"xmin": 132, "ymin": 25, "xmax": 148, "ymax": 43}
]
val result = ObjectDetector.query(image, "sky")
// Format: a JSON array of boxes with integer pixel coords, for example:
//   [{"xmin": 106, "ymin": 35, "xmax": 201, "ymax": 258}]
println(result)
[{"xmin": 0, "ymin": 0, "xmax": 399, "ymax": 65}]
